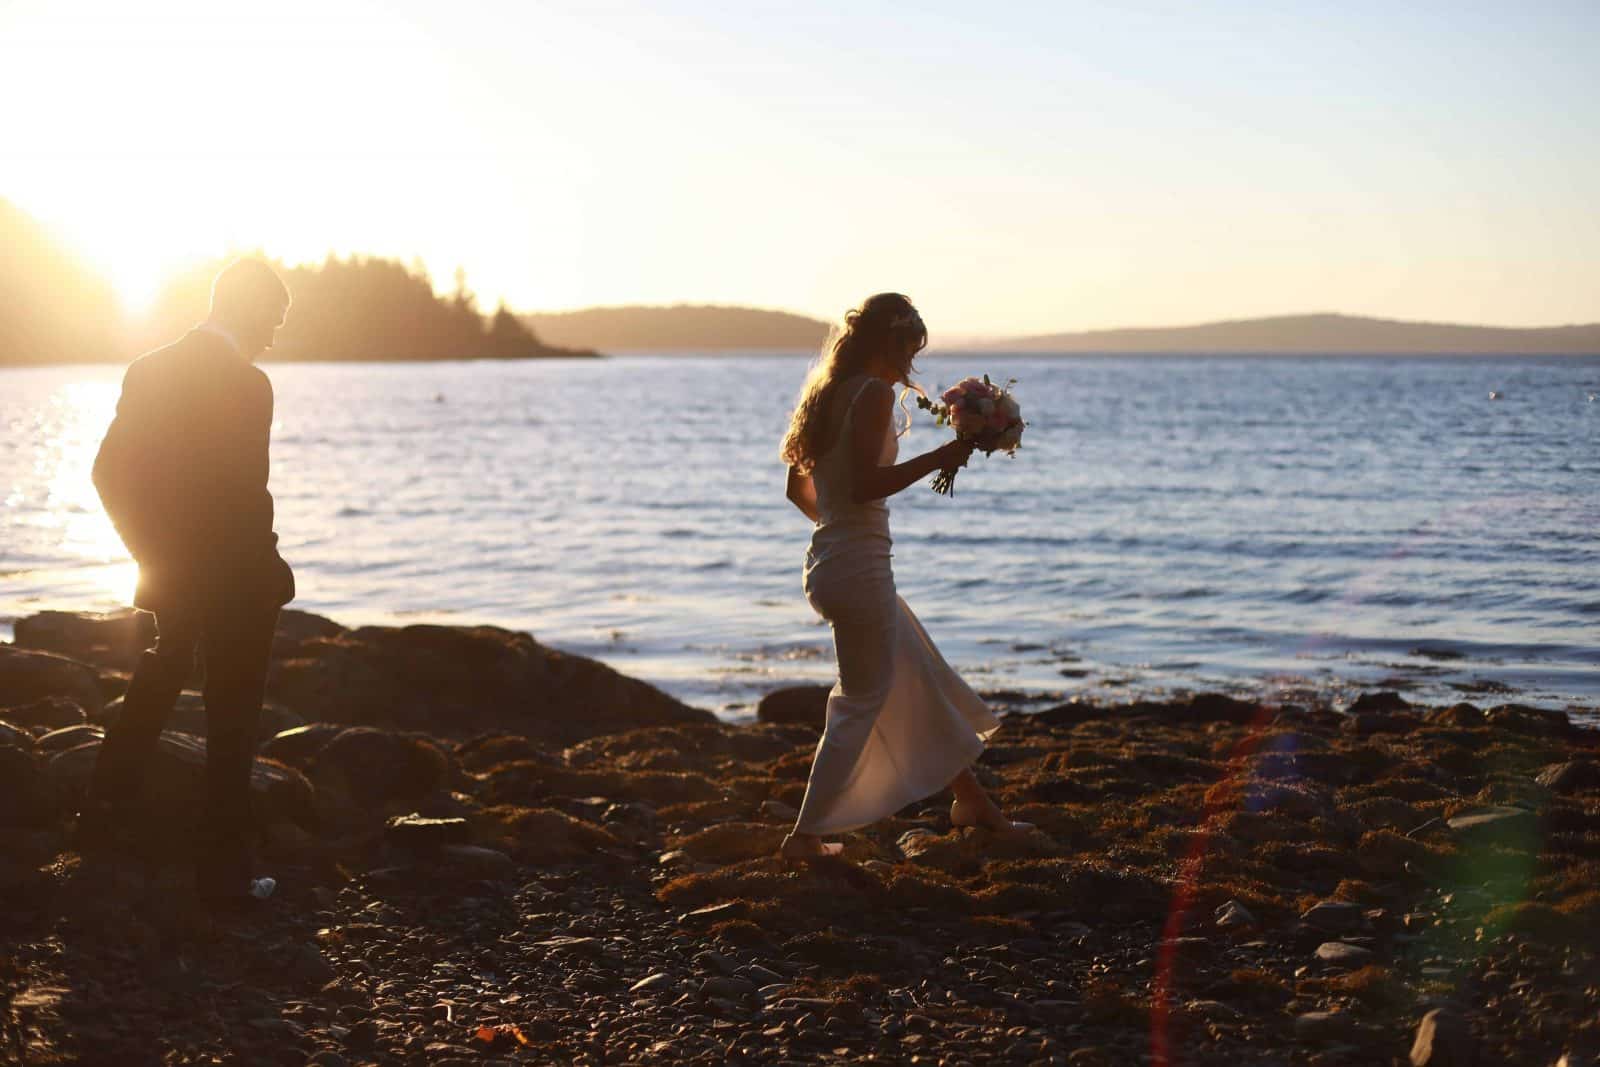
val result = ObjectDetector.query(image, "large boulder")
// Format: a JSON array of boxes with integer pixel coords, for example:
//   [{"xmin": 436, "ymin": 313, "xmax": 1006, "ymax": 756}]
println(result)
[
  {"xmin": 269, "ymin": 610, "xmax": 348, "ymax": 657},
  {"xmin": 0, "ymin": 697, "xmax": 88, "ymax": 731},
  {"xmin": 1486, "ymin": 704, "xmax": 1574, "ymax": 738},
  {"xmin": 756, "ymin": 685, "xmax": 830, "ymax": 729},
  {"xmin": 35, "ymin": 724, "xmax": 103, "ymax": 754},
  {"xmin": 267, "ymin": 623, "xmax": 714, "ymax": 743},
  {"xmin": 12, "ymin": 608, "xmax": 344, "ymax": 671},
  {"xmin": 12, "ymin": 609, "xmax": 154, "ymax": 669},
  {"xmin": 0, "ymin": 719, "xmax": 35, "ymax": 750},
  {"xmin": 15, "ymin": 612, "xmax": 713, "ymax": 746},
  {"xmin": 0, "ymin": 646, "xmax": 105, "ymax": 717},
  {"xmin": 0, "ymin": 745, "xmax": 52, "ymax": 825},
  {"xmin": 260, "ymin": 723, "xmax": 345, "ymax": 767},
  {"xmin": 45, "ymin": 732, "xmax": 314, "ymax": 841},
  {"xmin": 1347, "ymin": 691, "xmax": 1411, "ymax": 714},
  {"xmin": 310, "ymin": 726, "xmax": 451, "ymax": 810}
]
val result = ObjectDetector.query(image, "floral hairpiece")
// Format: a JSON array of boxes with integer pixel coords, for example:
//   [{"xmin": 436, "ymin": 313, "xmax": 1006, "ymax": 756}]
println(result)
[{"xmin": 889, "ymin": 311, "xmax": 923, "ymax": 331}]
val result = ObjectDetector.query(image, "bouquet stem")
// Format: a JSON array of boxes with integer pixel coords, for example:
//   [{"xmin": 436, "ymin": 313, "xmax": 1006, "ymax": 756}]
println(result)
[{"xmin": 931, "ymin": 466, "xmax": 959, "ymax": 495}]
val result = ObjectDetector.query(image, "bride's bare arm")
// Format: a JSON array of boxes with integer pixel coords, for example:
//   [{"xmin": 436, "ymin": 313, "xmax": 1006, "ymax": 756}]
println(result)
[
  {"xmin": 850, "ymin": 380, "xmax": 972, "ymax": 503},
  {"xmin": 786, "ymin": 465, "xmax": 820, "ymax": 521}
]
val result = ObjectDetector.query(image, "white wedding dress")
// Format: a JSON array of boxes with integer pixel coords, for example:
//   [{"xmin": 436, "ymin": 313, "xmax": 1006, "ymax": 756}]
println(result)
[{"xmin": 793, "ymin": 377, "xmax": 1000, "ymax": 835}]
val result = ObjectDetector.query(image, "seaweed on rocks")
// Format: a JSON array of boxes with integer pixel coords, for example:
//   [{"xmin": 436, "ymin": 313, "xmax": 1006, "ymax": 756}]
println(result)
[{"xmin": 2, "ymin": 615, "xmax": 1598, "ymax": 1064}]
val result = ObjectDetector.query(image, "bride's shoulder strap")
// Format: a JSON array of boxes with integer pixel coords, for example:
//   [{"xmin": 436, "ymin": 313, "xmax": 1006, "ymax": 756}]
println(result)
[{"xmin": 842, "ymin": 375, "xmax": 885, "ymax": 420}]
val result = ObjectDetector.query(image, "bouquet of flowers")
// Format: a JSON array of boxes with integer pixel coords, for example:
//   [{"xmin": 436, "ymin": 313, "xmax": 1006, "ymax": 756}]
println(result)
[{"xmin": 915, "ymin": 375, "xmax": 1025, "ymax": 494}]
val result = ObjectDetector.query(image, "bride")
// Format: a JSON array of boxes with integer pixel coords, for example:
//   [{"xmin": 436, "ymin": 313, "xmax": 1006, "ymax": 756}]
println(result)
[{"xmin": 777, "ymin": 292, "xmax": 1030, "ymax": 862}]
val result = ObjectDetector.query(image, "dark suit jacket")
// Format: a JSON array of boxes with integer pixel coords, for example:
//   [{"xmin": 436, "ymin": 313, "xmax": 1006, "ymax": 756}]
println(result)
[{"xmin": 93, "ymin": 329, "xmax": 295, "ymax": 615}]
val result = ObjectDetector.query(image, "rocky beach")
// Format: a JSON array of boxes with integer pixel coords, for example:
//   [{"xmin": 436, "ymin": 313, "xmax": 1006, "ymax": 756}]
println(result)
[{"xmin": 1, "ymin": 609, "xmax": 1597, "ymax": 1066}]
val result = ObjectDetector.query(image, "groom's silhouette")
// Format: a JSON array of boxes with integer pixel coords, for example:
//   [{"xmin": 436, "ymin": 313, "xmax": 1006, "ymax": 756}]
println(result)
[{"xmin": 81, "ymin": 258, "xmax": 295, "ymax": 906}]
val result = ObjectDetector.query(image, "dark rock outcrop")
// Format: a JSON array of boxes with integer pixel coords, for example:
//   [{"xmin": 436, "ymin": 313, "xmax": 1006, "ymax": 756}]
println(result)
[
  {"xmin": 12, "ymin": 607, "xmax": 342, "ymax": 670},
  {"xmin": 34, "ymin": 724, "xmax": 103, "ymax": 753},
  {"xmin": 307, "ymin": 729, "xmax": 454, "ymax": 831},
  {"xmin": 1348, "ymin": 691, "xmax": 1411, "ymax": 714},
  {"xmin": 260, "ymin": 722, "xmax": 345, "ymax": 767},
  {"xmin": 0, "ymin": 718, "xmax": 35, "ymax": 750},
  {"xmin": 12, "ymin": 608, "xmax": 154, "ymax": 670},
  {"xmin": 44, "ymin": 732, "xmax": 313, "ymax": 840},
  {"xmin": 99, "ymin": 690, "xmax": 303, "ymax": 739},
  {"xmin": 0, "ymin": 646, "xmax": 104, "ymax": 718},
  {"xmin": 267, "ymin": 623, "xmax": 713, "ymax": 743},
  {"xmin": 756, "ymin": 685, "xmax": 830, "ymax": 729},
  {"xmin": 13, "ymin": 609, "xmax": 715, "ymax": 746},
  {"xmin": 0, "ymin": 697, "xmax": 88, "ymax": 731},
  {"xmin": 0, "ymin": 744, "xmax": 52, "ymax": 824}
]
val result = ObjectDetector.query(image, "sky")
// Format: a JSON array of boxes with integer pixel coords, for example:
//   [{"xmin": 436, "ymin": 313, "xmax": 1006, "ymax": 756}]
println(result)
[{"xmin": 2, "ymin": 0, "xmax": 1597, "ymax": 337}]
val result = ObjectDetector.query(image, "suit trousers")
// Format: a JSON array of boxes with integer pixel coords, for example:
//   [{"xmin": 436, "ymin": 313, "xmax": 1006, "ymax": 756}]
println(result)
[{"xmin": 89, "ymin": 594, "xmax": 279, "ymax": 896}]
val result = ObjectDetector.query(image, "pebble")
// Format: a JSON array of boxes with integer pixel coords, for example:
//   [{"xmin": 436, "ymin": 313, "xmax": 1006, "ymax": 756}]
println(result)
[
  {"xmin": 1410, "ymin": 1008, "xmax": 1476, "ymax": 1066},
  {"xmin": 1315, "ymin": 941, "xmax": 1376, "ymax": 967},
  {"xmin": 1214, "ymin": 900, "xmax": 1258, "ymax": 929},
  {"xmin": 743, "ymin": 964, "xmax": 786, "ymax": 987},
  {"xmin": 629, "ymin": 972, "xmax": 672, "ymax": 995},
  {"xmin": 701, "ymin": 976, "xmax": 757, "ymax": 1000},
  {"xmin": 1446, "ymin": 807, "xmax": 1538, "ymax": 843}
]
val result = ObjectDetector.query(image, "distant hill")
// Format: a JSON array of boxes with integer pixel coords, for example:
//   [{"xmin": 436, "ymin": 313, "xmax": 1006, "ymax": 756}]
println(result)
[
  {"xmin": 520, "ymin": 304, "xmax": 830, "ymax": 351},
  {"xmin": 990, "ymin": 313, "xmax": 1600, "ymax": 355}
]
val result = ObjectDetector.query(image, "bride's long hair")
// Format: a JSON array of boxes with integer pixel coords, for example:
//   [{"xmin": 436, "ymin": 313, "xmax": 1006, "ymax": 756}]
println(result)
[{"xmin": 779, "ymin": 293, "xmax": 928, "ymax": 474}]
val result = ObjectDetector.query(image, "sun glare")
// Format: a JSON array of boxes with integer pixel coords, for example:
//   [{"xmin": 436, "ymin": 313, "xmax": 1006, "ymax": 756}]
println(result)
[{"xmin": 1, "ymin": 0, "xmax": 527, "ymax": 313}]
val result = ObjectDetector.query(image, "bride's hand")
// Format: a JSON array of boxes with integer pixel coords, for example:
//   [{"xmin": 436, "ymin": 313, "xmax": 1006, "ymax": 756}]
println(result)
[{"xmin": 936, "ymin": 438, "xmax": 976, "ymax": 469}]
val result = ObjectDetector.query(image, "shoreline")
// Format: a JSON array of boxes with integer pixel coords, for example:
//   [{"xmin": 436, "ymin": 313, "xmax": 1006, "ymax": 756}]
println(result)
[
  {"xmin": 3, "ymin": 602, "xmax": 1596, "ymax": 724},
  {"xmin": 2, "ymin": 606, "xmax": 1598, "ymax": 1063}
]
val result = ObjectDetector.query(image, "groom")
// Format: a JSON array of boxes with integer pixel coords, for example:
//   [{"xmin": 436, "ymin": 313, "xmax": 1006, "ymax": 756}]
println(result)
[{"xmin": 80, "ymin": 258, "xmax": 295, "ymax": 907}]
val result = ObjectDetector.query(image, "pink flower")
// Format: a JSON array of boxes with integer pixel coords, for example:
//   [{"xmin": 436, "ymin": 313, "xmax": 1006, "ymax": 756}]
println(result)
[
  {"xmin": 987, "ymin": 408, "xmax": 1009, "ymax": 430},
  {"xmin": 953, "ymin": 410, "xmax": 988, "ymax": 435}
]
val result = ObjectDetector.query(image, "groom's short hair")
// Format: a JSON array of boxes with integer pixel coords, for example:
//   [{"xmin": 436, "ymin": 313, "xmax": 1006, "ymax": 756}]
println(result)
[{"xmin": 211, "ymin": 259, "xmax": 290, "ymax": 321}]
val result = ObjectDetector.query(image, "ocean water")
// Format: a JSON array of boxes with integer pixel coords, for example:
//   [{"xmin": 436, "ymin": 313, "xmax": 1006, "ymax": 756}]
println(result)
[{"xmin": 3, "ymin": 354, "xmax": 1597, "ymax": 719}]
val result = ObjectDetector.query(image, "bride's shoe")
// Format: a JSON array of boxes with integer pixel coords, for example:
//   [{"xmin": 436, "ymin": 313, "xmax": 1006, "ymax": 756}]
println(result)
[
  {"xmin": 780, "ymin": 834, "xmax": 845, "ymax": 866},
  {"xmin": 950, "ymin": 798, "xmax": 1035, "ymax": 835}
]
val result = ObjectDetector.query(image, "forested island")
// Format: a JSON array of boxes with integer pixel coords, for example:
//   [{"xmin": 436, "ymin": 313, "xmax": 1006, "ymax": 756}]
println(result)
[{"xmin": 0, "ymin": 198, "xmax": 593, "ymax": 365}]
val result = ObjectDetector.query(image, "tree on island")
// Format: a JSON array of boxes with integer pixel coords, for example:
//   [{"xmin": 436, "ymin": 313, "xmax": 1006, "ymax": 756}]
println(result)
[{"xmin": 136, "ymin": 254, "xmax": 594, "ymax": 362}]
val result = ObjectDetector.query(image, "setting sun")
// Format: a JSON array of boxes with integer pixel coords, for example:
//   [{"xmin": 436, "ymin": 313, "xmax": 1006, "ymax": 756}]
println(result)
[{"xmin": 1, "ymin": 0, "xmax": 549, "ymax": 312}]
